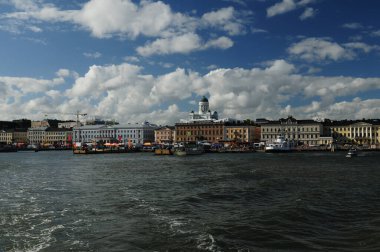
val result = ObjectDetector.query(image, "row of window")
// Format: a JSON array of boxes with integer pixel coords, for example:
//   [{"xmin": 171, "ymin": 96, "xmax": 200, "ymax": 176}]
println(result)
[
  {"xmin": 262, "ymin": 127, "xmax": 319, "ymax": 133},
  {"xmin": 177, "ymin": 130, "xmax": 222, "ymax": 136},
  {"xmin": 262, "ymin": 134, "xmax": 320, "ymax": 139},
  {"xmin": 335, "ymin": 127, "xmax": 378, "ymax": 132},
  {"xmin": 339, "ymin": 132, "xmax": 379, "ymax": 138}
]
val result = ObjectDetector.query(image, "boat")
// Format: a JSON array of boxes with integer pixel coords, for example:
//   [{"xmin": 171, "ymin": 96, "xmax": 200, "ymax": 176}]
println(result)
[
  {"xmin": 346, "ymin": 148, "xmax": 358, "ymax": 157},
  {"xmin": 265, "ymin": 135, "xmax": 292, "ymax": 153},
  {"xmin": 174, "ymin": 142, "xmax": 204, "ymax": 156},
  {"xmin": 154, "ymin": 148, "xmax": 173, "ymax": 155}
]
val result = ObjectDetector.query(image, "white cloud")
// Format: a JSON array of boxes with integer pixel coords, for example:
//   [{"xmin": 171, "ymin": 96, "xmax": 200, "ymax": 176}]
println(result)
[
  {"xmin": 267, "ymin": 0, "xmax": 316, "ymax": 18},
  {"xmin": 136, "ymin": 33, "xmax": 202, "ymax": 56},
  {"xmin": 201, "ymin": 7, "xmax": 245, "ymax": 35},
  {"xmin": 267, "ymin": 0, "xmax": 297, "ymax": 17},
  {"xmin": 288, "ymin": 37, "xmax": 350, "ymax": 62},
  {"xmin": 2, "ymin": 0, "xmax": 249, "ymax": 55},
  {"xmin": 2, "ymin": 60, "xmax": 380, "ymax": 122},
  {"xmin": 124, "ymin": 56, "xmax": 140, "ymax": 63},
  {"xmin": 343, "ymin": 42, "xmax": 380, "ymax": 53},
  {"xmin": 136, "ymin": 33, "xmax": 233, "ymax": 57},
  {"xmin": 204, "ymin": 36, "xmax": 234, "ymax": 50},
  {"xmin": 288, "ymin": 38, "xmax": 380, "ymax": 63},
  {"xmin": 342, "ymin": 22, "xmax": 364, "ymax": 30},
  {"xmin": 251, "ymin": 28, "xmax": 268, "ymax": 34},
  {"xmin": 299, "ymin": 7, "xmax": 315, "ymax": 20},
  {"xmin": 83, "ymin": 51, "xmax": 102, "ymax": 58}
]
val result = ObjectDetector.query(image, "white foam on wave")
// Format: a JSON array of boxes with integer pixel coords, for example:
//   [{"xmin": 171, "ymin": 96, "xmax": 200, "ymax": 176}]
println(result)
[{"xmin": 197, "ymin": 233, "xmax": 220, "ymax": 252}]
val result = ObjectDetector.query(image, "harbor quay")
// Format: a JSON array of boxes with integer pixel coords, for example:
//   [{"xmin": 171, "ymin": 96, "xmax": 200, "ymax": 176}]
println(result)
[{"xmin": 1, "ymin": 97, "xmax": 380, "ymax": 152}]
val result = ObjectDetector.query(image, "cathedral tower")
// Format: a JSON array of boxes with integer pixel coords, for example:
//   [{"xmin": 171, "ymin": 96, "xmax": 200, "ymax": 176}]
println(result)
[{"xmin": 198, "ymin": 96, "xmax": 209, "ymax": 115}]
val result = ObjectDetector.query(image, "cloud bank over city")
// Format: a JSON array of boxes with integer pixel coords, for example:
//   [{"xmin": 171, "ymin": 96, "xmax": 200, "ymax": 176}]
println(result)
[
  {"xmin": 1, "ymin": 60, "xmax": 380, "ymax": 124},
  {"xmin": 0, "ymin": 0, "xmax": 380, "ymax": 124}
]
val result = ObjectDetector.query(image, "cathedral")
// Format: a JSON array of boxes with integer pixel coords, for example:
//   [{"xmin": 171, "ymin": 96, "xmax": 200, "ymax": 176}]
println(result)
[{"xmin": 181, "ymin": 96, "xmax": 219, "ymax": 123}]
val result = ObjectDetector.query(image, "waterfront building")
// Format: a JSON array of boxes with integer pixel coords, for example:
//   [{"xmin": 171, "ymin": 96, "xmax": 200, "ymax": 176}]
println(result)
[
  {"xmin": 113, "ymin": 122, "xmax": 158, "ymax": 145},
  {"xmin": 72, "ymin": 125, "xmax": 110, "ymax": 143},
  {"xmin": 72, "ymin": 122, "xmax": 158, "ymax": 146},
  {"xmin": 261, "ymin": 116, "xmax": 323, "ymax": 146},
  {"xmin": 27, "ymin": 127, "xmax": 48, "ymax": 145},
  {"xmin": 318, "ymin": 136, "xmax": 333, "ymax": 146},
  {"xmin": 44, "ymin": 128, "xmax": 73, "ymax": 147},
  {"xmin": 224, "ymin": 124, "xmax": 258, "ymax": 143},
  {"xmin": 0, "ymin": 130, "xmax": 13, "ymax": 144},
  {"xmin": 175, "ymin": 121, "xmax": 224, "ymax": 143},
  {"xmin": 154, "ymin": 126, "xmax": 175, "ymax": 144},
  {"xmin": 330, "ymin": 120, "xmax": 380, "ymax": 146},
  {"xmin": 176, "ymin": 96, "xmax": 240, "ymax": 143},
  {"xmin": 13, "ymin": 130, "xmax": 28, "ymax": 145}
]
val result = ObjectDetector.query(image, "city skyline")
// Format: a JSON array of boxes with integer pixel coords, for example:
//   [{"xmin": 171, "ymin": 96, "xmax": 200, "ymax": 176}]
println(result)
[{"xmin": 1, "ymin": 0, "xmax": 380, "ymax": 125}]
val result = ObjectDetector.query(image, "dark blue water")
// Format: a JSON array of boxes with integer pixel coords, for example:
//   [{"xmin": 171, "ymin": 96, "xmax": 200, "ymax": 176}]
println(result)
[{"xmin": 1, "ymin": 151, "xmax": 380, "ymax": 251}]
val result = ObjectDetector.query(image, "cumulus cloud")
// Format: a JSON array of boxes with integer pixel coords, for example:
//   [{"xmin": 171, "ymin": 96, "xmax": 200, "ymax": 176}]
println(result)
[
  {"xmin": 136, "ymin": 33, "xmax": 233, "ymax": 56},
  {"xmin": 201, "ymin": 7, "xmax": 246, "ymax": 35},
  {"xmin": 267, "ymin": 0, "xmax": 316, "ymax": 18},
  {"xmin": 2, "ymin": 0, "xmax": 248, "ymax": 55},
  {"xmin": 342, "ymin": 22, "xmax": 364, "ymax": 30},
  {"xmin": 299, "ymin": 7, "xmax": 315, "ymax": 20},
  {"xmin": 288, "ymin": 37, "xmax": 380, "ymax": 63},
  {"xmin": 2, "ymin": 60, "xmax": 380, "ymax": 122}
]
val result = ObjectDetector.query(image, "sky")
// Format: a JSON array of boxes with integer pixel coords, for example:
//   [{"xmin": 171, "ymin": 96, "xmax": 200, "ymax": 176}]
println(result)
[{"xmin": 0, "ymin": 0, "xmax": 380, "ymax": 125}]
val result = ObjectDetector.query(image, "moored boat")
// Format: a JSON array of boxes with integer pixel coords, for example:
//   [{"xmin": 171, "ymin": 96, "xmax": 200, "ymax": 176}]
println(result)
[
  {"xmin": 154, "ymin": 148, "xmax": 173, "ymax": 155},
  {"xmin": 174, "ymin": 142, "xmax": 204, "ymax": 156},
  {"xmin": 346, "ymin": 148, "xmax": 358, "ymax": 157},
  {"xmin": 265, "ymin": 135, "xmax": 292, "ymax": 153}
]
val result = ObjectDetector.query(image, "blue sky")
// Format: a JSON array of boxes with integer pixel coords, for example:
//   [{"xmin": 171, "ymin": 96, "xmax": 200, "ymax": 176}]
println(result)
[{"xmin": 0, "ymin": 0, "xmax": 380, "ymax": 124}]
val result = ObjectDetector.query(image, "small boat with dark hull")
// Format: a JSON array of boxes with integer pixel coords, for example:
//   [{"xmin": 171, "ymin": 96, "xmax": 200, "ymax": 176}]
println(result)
[{"xmin": 346, "ymin": 148, "xmax": 358, "ymax": 158}]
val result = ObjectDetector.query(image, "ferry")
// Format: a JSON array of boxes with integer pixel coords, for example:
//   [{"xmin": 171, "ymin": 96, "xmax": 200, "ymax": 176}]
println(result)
[{"xmin": 265, "ymin": 135, "xmax": 292, "ymax": 153}]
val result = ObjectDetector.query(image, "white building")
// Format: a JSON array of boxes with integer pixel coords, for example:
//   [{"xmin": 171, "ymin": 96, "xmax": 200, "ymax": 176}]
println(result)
[
  {"xmin": 261, "ymin": 116, "xmax": 323, "ymax": 146},
  {"xmin": 72, "ymin": 125, "xmax": 109, "ymax": 143},
  {"xmin": 181, "ymin": 96, "xmax": 219, "ymax": 123},
  {"xmin": 27, "ymin": 127, "xmax": 48, "ymax": 145},
  {"xmin": 72, "ymin": 122, "xmax": 158, "ymax": 146},
  {"xmin": 180, "ymin": 96, "xmax": 236, "ymax": 123},
  {"xmin": 114, "ymin": 122, "xmax": 157, "ymax": 145}
]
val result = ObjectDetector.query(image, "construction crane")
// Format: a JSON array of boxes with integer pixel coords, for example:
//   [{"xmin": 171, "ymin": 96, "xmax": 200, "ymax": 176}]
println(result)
[{"xmin": 43, "ymin": 111, "xmax": 87, "ymax": 127}]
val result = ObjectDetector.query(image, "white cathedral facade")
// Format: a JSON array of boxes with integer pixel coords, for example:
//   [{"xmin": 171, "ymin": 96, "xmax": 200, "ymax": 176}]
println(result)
[{"xmin": 180, "ymin": 96, "xmax": 235, "ymax": 123}]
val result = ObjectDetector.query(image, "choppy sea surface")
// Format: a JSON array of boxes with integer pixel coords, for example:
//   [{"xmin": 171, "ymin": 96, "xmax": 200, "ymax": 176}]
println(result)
[{"xmin": 1, "ymin": 150, "xmax": 380, "ymax": 252}]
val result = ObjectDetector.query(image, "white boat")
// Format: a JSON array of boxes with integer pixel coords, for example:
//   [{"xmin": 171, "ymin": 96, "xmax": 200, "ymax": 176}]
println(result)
[
  {"xmin": 265, "ymin": 135, "xmax": 292, "ymax": 153},
  {"xmin": 346, "ymin": 148, "xmax": 358, "ymax": 158},
  {"xmin": 174, "ymin": 142, "xmax": 204, "ymax": 156}
]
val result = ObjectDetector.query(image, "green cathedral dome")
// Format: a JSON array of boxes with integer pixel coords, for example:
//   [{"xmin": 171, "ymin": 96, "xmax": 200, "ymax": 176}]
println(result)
[{"xmin": 200, "ymin": 96, "xmax": 208, "ymax": 102}]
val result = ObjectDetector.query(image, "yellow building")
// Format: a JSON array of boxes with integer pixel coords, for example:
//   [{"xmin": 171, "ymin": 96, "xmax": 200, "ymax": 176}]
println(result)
[
  {"xmin": 225, "ymin": 125, "xmax": 257, "ymax": 143},
  {"xmin": 44, "ymin": 128, "xmax": 72, "ymax": 147},
  {"xmin": 154, "ymin": 126, "xmax": 175, "ymax": 144},
  {"xmin": 28, "ymin": 127, "xmax": 72, "ymax": 147},
  {"xmin": 331, "ymin": 121, "xmax": 380, "ymax": 146}
]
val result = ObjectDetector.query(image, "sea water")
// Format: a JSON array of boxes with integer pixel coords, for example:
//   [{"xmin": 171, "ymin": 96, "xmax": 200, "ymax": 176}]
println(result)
[{"xmin": 1, "ymin": 151, "xmax": 380, "ymax": 251}]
